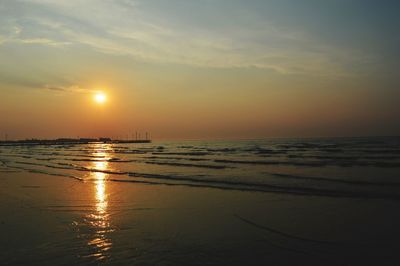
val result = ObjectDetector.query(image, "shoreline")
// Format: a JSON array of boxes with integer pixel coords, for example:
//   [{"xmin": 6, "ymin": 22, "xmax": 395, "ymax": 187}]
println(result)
[{"xmin": 1, "ymin": 171, "xmax": 400, "ymax": 265}]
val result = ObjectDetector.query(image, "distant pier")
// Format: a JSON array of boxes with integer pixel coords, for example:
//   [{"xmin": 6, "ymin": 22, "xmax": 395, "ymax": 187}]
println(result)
[{"xmin": 0, "ymin": 138, "xmax": 151, "ymax": 146}]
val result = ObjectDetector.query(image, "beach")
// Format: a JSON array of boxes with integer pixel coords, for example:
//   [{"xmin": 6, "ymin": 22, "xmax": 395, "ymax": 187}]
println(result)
[
  {"xmin": 1, "ymin": 171, "xmax": 400, "ymax": 265},
  {"xmin": 1, "ymin": 139, "xmax": 400, "ymax": 265},
  {"xmin": 2, "ymin": 1, "xmax": 399, "ymax": 264}
]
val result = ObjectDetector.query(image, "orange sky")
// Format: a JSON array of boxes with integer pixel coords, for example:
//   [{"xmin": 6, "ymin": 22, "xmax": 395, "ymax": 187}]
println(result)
[{"xmin": 0, "ymin": 1, "xmax": 399, "ymax": 140}]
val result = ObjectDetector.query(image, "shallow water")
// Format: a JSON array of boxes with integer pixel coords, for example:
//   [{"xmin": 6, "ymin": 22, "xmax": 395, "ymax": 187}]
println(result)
[
  {"xmin": 1, "ymin": 137, "xmax": 400, "ymax": 199},
  {"xmin": 1, "ymin": 137, "xmax": 400, "ymax": 265}
]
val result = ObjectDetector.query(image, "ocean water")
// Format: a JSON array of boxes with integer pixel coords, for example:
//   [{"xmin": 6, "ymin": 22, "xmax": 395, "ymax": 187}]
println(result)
[
  {"xmin": 1, "ymin": 137, "xmax": 400, "ymax": 265},
  {"xmin": 1, "ymin": 137, "xmax": 400, "ymax": 200}
]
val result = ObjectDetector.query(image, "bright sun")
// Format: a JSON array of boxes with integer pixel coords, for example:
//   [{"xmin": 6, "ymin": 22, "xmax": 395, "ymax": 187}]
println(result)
[{"xmin": 94, "ymin": 92, "xmax": 107, "ymax": 104}]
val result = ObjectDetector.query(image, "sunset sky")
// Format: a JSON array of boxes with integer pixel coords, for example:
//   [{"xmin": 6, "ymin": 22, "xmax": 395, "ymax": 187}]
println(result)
[{"xmin": 0, "ymin": 0, "xmax": 399, "ymax": 140}]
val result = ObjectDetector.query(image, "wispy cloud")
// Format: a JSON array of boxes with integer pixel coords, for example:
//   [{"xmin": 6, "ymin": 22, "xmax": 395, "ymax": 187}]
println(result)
[
  {"xmin": 43, "ymin": 84, "xmax": 87, "ymax": 93},
  {"xmin": 0, "ymin": 71, "xmax": 88, "ymax": 94},
  {"xmin": 0, "ymin": 17, "xmax": 70, "ymax": 47},
  {"xmin": 0, "ymin": 0, "xmax": 377, "ymax": 77},
  {"xmin": 18, "ymin": 37, "xmax": 70, "ymax": 46}
]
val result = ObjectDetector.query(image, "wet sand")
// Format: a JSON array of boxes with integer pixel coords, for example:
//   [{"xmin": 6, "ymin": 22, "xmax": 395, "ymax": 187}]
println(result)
[{"xmin": 1, "ymin": 171, "xmax": 400, "ymax": 265}]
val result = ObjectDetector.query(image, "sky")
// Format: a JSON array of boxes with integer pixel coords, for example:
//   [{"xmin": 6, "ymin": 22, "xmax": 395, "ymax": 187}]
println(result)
[{"xmin": 0, "ymin": 0, "xmax": 399, "ymax": 140}]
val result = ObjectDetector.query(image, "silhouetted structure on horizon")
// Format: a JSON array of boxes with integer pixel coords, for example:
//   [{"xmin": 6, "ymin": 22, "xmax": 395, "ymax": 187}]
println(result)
[{"xmin": 0, "ymin": 137, "xmax": 151, "ymax": 146}]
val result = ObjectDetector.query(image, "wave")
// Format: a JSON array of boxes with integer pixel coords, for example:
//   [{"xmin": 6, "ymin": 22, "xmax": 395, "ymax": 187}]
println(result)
[
  {"xmin": 2, "ymin": 138, "xmax": 400, "ymax": 201},
  {"xmin": 114, "ymin": 150, "xmax": 147, "ymax": 154},
  {"xmin": 145, "ymin": 156, "xmax": 208, "ymax": 161},
  {"xmin": 151, "ymin": 152, "xmax": 210, "ymax": 156},
  {"xmin": 70, "ymin": 158, "xmax": 133, "ymax": 163},
  {"xmin": 287, "ymin": 154, "xmax": 400, "ymax": 160},
  {"xmin": 267, "ymin": 172, "xmax": 400, "ymax": 187},
  {"xmin": 4, "ymin": 164, "xmax": 83, "ymax": 181},
  {"xmin": 205, "ymin": 148, "xmax": 237, "ymax": 152},
  {"xmin": 144, "ymin": 161, "xmax": 229, "ymax": 169},
  {"xmin": 4, "ymin": 159, "xmax": 400, "ymax": 200},
  {"xmin": 214, "ymin": 159, "xmax": 326, "ymax": 167},
  {"xmin": 214, "ymin": 159, "xmax": 400, "ymax": 168},
  {"xmin": 121, "ymin": 171, "xmax": 400, "ymax": 200}
]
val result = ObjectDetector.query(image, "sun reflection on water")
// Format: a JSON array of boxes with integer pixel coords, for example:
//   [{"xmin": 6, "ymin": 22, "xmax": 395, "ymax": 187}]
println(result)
[{"xmin": 82, "ymin": 144, "xmax": 114, "ymax": 261}]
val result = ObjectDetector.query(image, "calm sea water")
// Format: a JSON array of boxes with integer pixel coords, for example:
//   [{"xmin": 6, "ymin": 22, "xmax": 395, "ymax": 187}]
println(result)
[
  {"xmin": 1, "ymin": 137, "xmax": 400, "ymax": 200},
  {"xmin": 1, "ymin": 137, "xmax": 400, "ymax": 265}
]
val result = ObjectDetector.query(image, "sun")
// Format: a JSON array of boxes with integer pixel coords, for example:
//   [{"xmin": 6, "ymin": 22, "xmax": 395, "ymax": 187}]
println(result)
[{"xmin": 94, "ymin": 92, "xmax": 107, "ymax": 104}]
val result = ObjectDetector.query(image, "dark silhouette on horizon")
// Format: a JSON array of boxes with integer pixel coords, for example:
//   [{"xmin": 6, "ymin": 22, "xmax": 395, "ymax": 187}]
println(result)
[{"xmin": 0, "ymin": 137, "xmax": 151, "ymax": 146}]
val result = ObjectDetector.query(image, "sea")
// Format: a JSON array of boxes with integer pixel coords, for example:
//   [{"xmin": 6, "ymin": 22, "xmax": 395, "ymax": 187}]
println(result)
[
  {"xmin": 1, "ymin": 137, "xmax": 400, "ymax": 200},
  {"xmin": 1, "ymin": 137, "xmax": 400, "ymax": 265}
]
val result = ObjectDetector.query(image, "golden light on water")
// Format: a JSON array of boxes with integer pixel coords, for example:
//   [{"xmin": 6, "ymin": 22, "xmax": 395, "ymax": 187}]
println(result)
[
  {"xmin": 82, "ymin": 144, "xmax": 113, "ymax": 260},
  {"xmin": 94, "ymin": 160, "xmax": 108, "ymax": 219}
]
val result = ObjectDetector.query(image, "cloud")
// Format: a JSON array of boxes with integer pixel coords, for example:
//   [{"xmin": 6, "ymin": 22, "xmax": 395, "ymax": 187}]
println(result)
[
  {"xmin": 43, "ymin": 84, "xmax": 90, "ymax": 93},
  {"xmin": 45, "ymin": 85, "xmax": 66, "ymax": 92},
  {"xmin": 0, "ymin": 16, "xmax": 70, "ymax": 47},
  {"xmin": 0, "ymin": 71, "xmax": 88, "ymax": 93},
  {"xmin": 18, "ymin": 37, "xmax": 71, "ymax": 46},
  {"xmin": 0, "ymin": 0, "xmax": 377, "ymax": 77}
]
